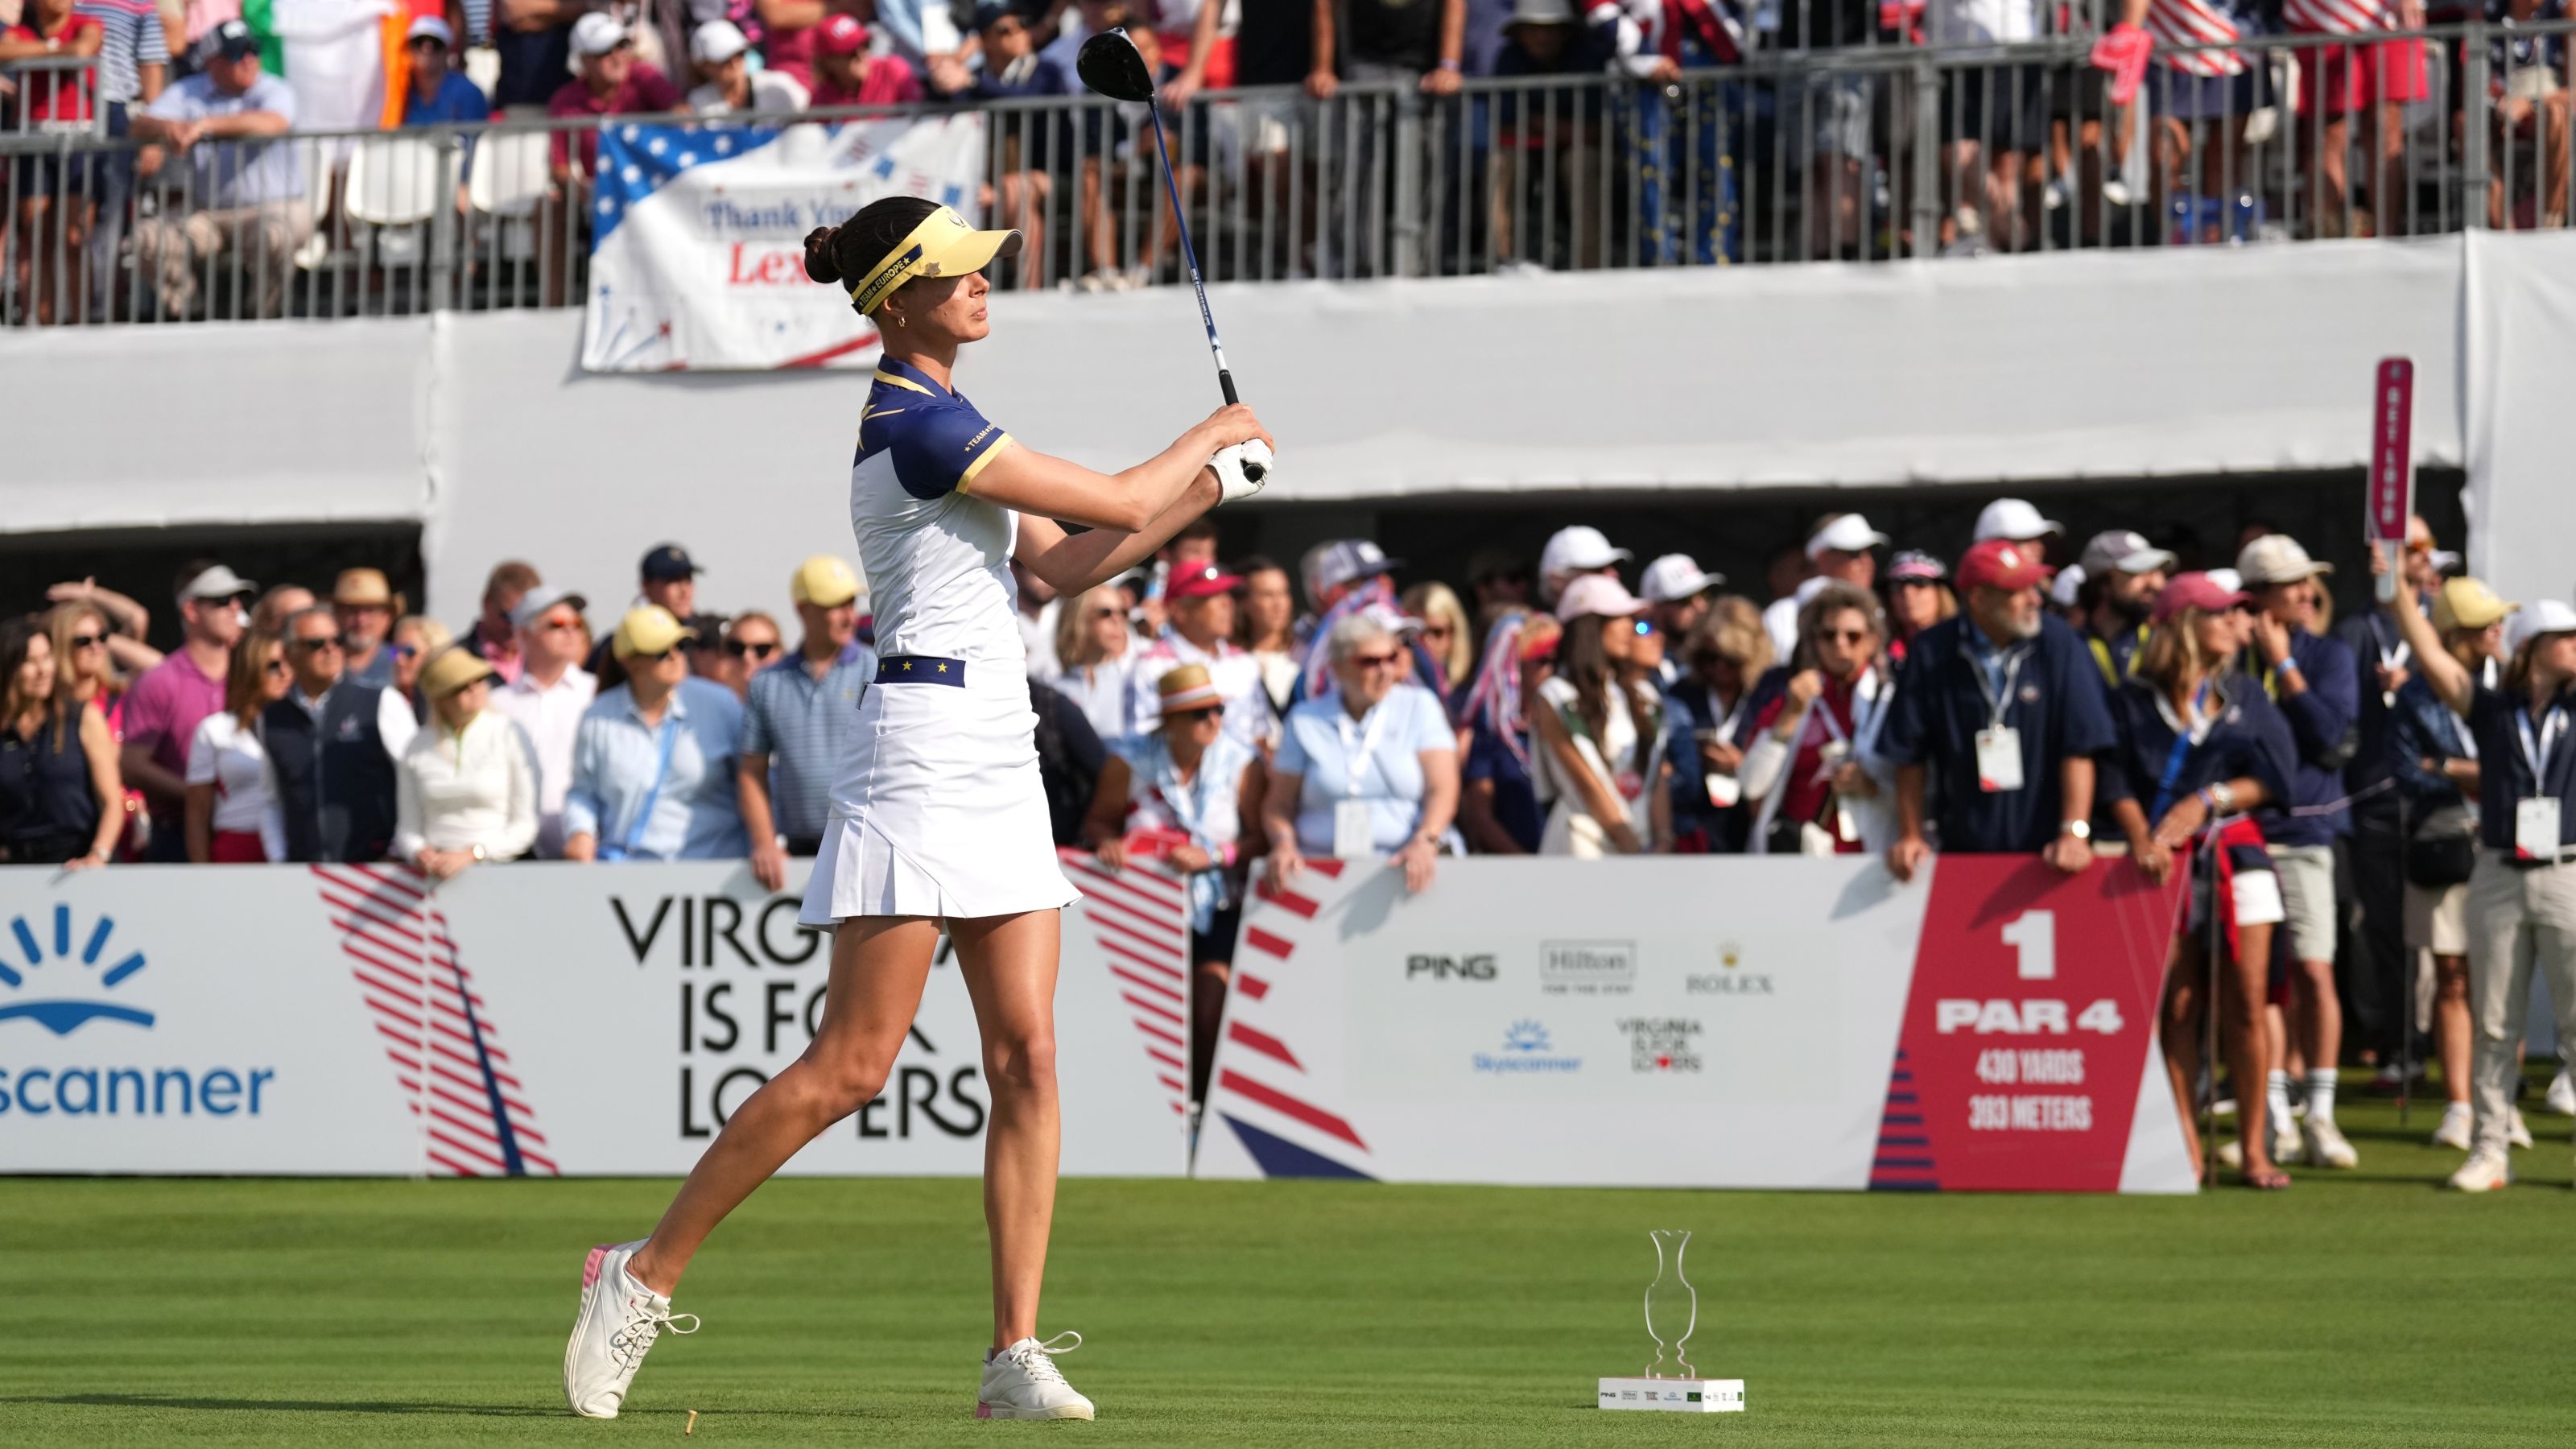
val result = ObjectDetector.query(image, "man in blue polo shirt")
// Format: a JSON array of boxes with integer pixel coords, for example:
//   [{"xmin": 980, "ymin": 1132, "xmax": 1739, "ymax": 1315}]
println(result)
[
  {"xmin": 1880, "ymin": 537, "xmax": 2116, "ymax": 883},
  {"xmin": 2238, "ymin": 532, "xmax": 2362, "ymax": 1170},
  {"xmin": 741, "ymin": 555, "xmax": 877, "ymax": 892}
]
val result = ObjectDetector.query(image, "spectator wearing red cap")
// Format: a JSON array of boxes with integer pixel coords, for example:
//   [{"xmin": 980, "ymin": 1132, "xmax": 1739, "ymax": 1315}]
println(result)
[
  {"xmin": 2099, "ymin": 572, "xmax": 2301, "ymax": 1188},
  {"xmin": 808, "ymin": 13, "xmax": 924, "ymax": 105},
  {"xmin": 2236, "ymin": 532, "xmax": 2363, "ymax": 1170},
  {"xmin": 1880, "ymin": 538, "xmax": 2117, "ymax": 883},
  {"xmin": 1126, "ymin": 563, "xmax": 1267, "ymax": 753}
]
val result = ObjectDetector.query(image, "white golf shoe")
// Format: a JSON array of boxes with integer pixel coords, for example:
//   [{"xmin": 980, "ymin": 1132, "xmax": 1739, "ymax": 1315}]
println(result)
[
  {"xmin": 564, "ymin": 1240, "xmax": 698, "ymax": 1418},
  {"xmin": 978, "ymin": 1332, "xmax": 1095, "ymax": 1420},
  {"xmin": 2447, "ymin": 1148, "xmax": 2512, "ymax": 1193},
  {"xmin": 2548, "ymin": 1067, "xmax": 2576, "ymax": 1117},
  {"xmin": 2270, "ymin": 1119, "xmax": 2303, "ymax": 1165},
  {"xmin": 2302, "ymin": 1117, "xmax": 2359, "ymax": 1169},
  {"xmin": 2510, "ymin": 1107, "xmax": 2535, "ymax": 1149},
  {"xmin": 2430, "ymin": 1102, "xmax": 2474, "ymax": 1150}
]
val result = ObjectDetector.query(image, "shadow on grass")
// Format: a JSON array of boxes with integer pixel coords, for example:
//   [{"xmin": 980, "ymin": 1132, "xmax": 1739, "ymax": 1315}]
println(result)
[{"xmin": 0, "ymin": 1394, "xmax": 772, "ymax": 1420}]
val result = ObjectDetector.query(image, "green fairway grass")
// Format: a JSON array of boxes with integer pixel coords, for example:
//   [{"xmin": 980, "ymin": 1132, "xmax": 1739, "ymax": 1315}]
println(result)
[{"xmin": 6, "ymin": 1076, "xmax": 2572, "ymax": 1447}]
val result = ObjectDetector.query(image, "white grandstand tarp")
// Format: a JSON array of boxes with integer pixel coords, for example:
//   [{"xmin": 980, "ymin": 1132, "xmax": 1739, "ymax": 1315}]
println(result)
[{"xmin": 8, "ymin": 233, "xmax": 2571, "ymax": 615}]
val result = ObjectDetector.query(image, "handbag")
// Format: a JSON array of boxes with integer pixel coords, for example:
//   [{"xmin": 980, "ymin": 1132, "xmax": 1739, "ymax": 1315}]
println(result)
[{"xmin": 2405, "ymin": 803, "xmax": 2478, "ymax": 889}]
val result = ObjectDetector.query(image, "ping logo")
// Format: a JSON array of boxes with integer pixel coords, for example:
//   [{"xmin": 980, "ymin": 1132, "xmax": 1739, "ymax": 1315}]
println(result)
[{"xmin": 0, "ymin": 905, "xmax": 152, "ymax": 1036}]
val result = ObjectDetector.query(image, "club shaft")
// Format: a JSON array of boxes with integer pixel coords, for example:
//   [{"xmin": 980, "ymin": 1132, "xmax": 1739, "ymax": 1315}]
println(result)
[{"xmin": 1144, "ymin": 102, "xmax": 1232, "ymax": 397}]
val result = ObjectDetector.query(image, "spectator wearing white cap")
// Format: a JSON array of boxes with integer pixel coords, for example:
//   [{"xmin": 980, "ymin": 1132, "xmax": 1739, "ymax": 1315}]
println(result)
[
  {"xmin": 741, "ymin": 556, "xmax": 877, "ymax": 891},
  {"xmin": 488, "ymin": 583, "xmax": 597, "ymax": 858},
  {"xmin": 2050, "ymin": 565, "xmax": 2087, "ymax": 625},
  {"xmin": 1638, "ymin": 554, "xmax": 1721, "ymax": 686},
  {"xmin": 1533, "ymin": 576, "xmax": 1670, "ymax": 855},
  {"xmin": 1971, "ymin": 497, "xmax": 2064, "ymax": 563},
  {"xmin": 393, "ymin": 646, "xmax": 540, "ymax": 878},
  {"xmin": 1538, "ymin": 526, "xmax": 1630, "ymax": 609},
  {"xmin": 1763, "ymin": 513, "xmax": 1887, "ymax": 664},
  {"xmin": 2238, "ymin": 532, "xmax": 2363, "ymax": 1170},
  {"xmin": 687, "ymin": 19, "xmax": 808, "ymax": 114},
  {"xmin": 120, "ymin": 560, "xmax": 255, "ymax": 859},
  {"xmin": 564, "ymin": 607, "xmax": 748, "ymax": 863},
  {"xmin": 1883, "ymin": 550, "xmax": 1955, "ymax": 664},
  {"xmin": 2074, "ymin": 530, "xmax": 2177, "ymax": 688},
  {"xmin": 2371, "ymin": 546, "xmax": 2576, "ymax": 1192},
  {"xmin": 1130, "ymin": 563, "xmax": 1271, "ymax": 753},
  {"xmin": 400, "ymin": 16, "xmax": 492, "ymax": 128},
  {"xmin": 2338, "ymin": 514, "xmax": 2444, "ymax": 1078},
  {"xmin": 2388, "ymin": 576, "xmax": 2514, "ymax": 1154}
]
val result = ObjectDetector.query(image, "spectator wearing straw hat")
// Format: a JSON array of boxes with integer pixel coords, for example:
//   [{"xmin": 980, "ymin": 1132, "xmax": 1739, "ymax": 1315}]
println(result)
[
  {"xmin": 393, "ymin": 645, "xmax": 540, "ymax": 878},
  {"xmin": 564, "ymin": 607, "xmax": 748, "ymax": 863},
  {"xmin": 332, "ymin": 568, "xmax": 403, "ymax": 687},
  {"xmin": 1880, "ymin": 538, "xmax": 2116, "ymax": 882},
  {"xmin": 687, "ymin": 19, "xmax": 809, "ymax": 114},
  {"xmin": 2368, "ymin": 548, "xmax": 2576, "ymax": 1192},
  {"xmin": 2074, "ymin": 529, "xmax": 2177, "ymax": 687},
  {"xmin": 1129, "ymin": 563, "xmax": 1269, "ymax": 753},
  {"xmin": 1084, "ymin": 661, "xmax": 1265, "ymax": 1099},
  {"xmin": 2238, "ymin": 531, "xmax": 2363, "ymax": 1170},
  {"xmin": 1972, "ymin": 497, "xmax": 2064, "ymax": 564},
  {"xmin": 742, "ymin": 555, "xmax": 876, "ymax": 892},
  {"xmin": 1639, "ymin": 554, "xmax": 1721, "ymax": 686},
  {"xmin": 1765, "ymin": 513, "xmax": 1887, "ymax": 663},
  {"xmin": 488, "ymin": 583, "xmax": 596, "ymax": 859},
  {"xmin": 1884, "ymin": 550, "xmax": 1956, "ymax": 665}
]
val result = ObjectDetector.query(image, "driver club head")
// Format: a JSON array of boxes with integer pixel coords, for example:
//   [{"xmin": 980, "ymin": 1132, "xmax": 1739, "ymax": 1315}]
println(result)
[{"xmin": 1075, "ymin": 28, "xmax": 1158, "ymax": 102}]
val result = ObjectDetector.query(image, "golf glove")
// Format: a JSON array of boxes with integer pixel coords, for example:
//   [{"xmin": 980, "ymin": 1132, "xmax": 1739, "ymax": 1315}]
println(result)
[{"xmin": 1212, "ymin": 440, "xmax": 1273, "ymax": 505}]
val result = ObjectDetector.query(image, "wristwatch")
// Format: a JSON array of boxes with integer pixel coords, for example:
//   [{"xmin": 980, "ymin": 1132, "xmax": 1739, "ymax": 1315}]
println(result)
[
  {"xmin": 2060, "ymin": 819, "xmax": 2091, "ymax": 840},
  {"xmin": 469, "ymin": 843, "xmax": 488, "ymax": 863},
  {"xmin": 2207, "ymin": 781, "xmax": 2239, "ymax": 814}
]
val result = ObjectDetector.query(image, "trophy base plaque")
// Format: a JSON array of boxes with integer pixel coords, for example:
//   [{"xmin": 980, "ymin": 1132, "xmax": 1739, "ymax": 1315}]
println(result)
[{"xmin": 1596, "ymin": 1377, "xmax": 1745, "ymax": 1413}]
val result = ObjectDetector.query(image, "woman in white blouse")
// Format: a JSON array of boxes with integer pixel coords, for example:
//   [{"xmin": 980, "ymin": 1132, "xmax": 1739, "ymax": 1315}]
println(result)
[
  {"xmin": 1050, "ymin": 583, "xmax": 1138, "ymax": 744},
  {"xmin": 394, "ymin": 645, "xmax": 539, "ymax": 878},
  {"xmin": 184, "ymin": 630, "xmax": 291, "ymax": 863}
]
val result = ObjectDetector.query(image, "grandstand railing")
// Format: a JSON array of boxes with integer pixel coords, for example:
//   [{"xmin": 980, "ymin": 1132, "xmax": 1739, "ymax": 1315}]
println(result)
[{"xmin": 0, "ymin": 23, "xmax": 2567, "ymax": 327}]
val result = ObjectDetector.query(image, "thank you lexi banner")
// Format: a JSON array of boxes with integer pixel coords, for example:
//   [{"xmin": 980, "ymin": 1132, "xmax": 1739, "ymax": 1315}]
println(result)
[{"xmin": 580, "ymin": 114, "xmax": 989, "ymax": 373}]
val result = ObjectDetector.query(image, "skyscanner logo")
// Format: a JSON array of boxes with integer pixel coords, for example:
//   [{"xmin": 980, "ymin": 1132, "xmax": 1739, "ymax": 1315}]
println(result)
[{"xmin": 0, "ymin": 904, "xmax": 276, "ymax": 1119}]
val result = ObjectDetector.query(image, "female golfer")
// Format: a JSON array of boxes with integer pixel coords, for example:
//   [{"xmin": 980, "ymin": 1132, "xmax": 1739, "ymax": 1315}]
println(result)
[{"xmin": 564, "ymin": 195, "xmax": 1273, "ymax": 1422}]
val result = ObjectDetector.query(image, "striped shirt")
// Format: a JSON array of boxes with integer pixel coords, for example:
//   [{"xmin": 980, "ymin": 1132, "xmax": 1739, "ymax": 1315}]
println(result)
[
  {"xmin": 2281, "ymin": 0, "xmax": 2387, "ymax": 32},
  {"xmin": 741, "ymin": 640, "xmax": 877, "ymax": 840},
  {"xmin": 75, "ymin": 0, "xmax": 170, "ymax": 104},
  {"xmin": 2146, "ymin": 0, "xmax": 2252, "ymax": 73}
]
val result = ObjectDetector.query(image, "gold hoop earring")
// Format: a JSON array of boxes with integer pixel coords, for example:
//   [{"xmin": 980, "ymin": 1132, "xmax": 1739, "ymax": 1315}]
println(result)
[{"xmin": 895, "ymin": 314, "xmax": 906, "ymax": 329}]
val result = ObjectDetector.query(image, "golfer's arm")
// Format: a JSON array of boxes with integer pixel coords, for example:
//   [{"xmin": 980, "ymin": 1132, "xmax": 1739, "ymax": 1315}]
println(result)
[
  {"xmin": 970, "ymin": 427, "xmax": 1216, "ymax": 533},
  {"xmin": 1011, "ymin": 471, "xmax": 1223, "ymax": 596}
]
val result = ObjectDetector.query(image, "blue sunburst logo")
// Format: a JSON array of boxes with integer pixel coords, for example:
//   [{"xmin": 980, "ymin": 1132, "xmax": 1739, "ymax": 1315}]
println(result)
[{"xmin": 0, "ymin": 904, "xmax": 154, "ymax": 1036}]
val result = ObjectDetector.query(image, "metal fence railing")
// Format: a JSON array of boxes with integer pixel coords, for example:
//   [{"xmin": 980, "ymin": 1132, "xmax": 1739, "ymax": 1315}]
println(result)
[{"xmin": 1, "ymin": 23, "xmax": 2568, "ymax": 328}]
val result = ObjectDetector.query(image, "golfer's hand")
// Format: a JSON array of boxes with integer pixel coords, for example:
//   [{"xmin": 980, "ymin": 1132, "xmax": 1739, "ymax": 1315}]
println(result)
[{"xmin": 1198, "ymin": 402, "xmax": 1274, "ymax": 456}]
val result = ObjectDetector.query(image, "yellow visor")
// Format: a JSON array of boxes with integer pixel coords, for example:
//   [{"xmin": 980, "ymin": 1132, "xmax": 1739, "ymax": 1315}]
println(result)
[{"xmin": 848, "ymin": 205, "xmax": 1023, "ymax": 316}]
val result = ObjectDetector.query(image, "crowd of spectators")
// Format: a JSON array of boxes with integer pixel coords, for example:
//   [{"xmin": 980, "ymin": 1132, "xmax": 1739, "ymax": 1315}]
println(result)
[
  {"xmin": 6, "ymin": 502, "xmax": 2573, "ymax": 1180},
  {"xmin": 7, "ymin": 0, "xmax": 2560, "ymax": 323}
]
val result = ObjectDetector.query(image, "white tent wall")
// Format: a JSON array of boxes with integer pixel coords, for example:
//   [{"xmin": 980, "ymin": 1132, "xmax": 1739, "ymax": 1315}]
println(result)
[
  {"xmin": 5, "ymin": 235, "xmax": 2554, "ymax": 621},
  {"xmin": 2462, "ymin": 230, "xmax": 2576, "ymax": 610}
]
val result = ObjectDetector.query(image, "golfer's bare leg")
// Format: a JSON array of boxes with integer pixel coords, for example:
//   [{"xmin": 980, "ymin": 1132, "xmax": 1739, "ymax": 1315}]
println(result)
[{"xmin": 950, "ymin": 909, "xmax": 1063, "ymax": 1350}]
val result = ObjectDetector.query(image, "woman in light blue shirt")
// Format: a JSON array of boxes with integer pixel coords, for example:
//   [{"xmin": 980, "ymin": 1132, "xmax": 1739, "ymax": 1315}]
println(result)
[
  {"xmin": 563, "ymin": 608, "xmax": 749, "ymax": 863},
  {"xmin": 1264, "ymin": 612, "xmax": 1459, "ymax": 894}
]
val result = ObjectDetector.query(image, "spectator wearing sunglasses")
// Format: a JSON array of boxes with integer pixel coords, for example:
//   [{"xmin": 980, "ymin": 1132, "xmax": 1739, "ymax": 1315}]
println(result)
[
  {"xmin": 686, "ymin": 614, "xmax": 747, "ymax": 699},
  {"xmin": 1402, "ymin": 582, "xmax": 1474, "ymax": 699},
  {"xmin": 1085, "ymin": 663, "xmax": 1265, "ymax": 1100},
  {"xmin": 489, "ymin": 584, "xmax": 597, "ymax": 858},
  {"xmin": 122, "ymin": 562, "xmax": 258, "ymax": 861},
  {"xmin": 1665, "ymin": 600, "xmax": 1771, "ymax": 854},
  {"xmin": 742, "ymin": 556, "xmax": 876, "ymax": 892},
  {"xmin": 1265, "ymin": 612, "xmax": 1459, "ymax": 894},
  {"xmin": 260, "ymin": 606, "xmax": 419, "ymax": 864},
  {"xmin": 1051, "ymin": 584, "xmax": 1139, "ymax": 746},
  {"xmin": 1740, "ymin": 581, "xmax": 1893, "ymax": 857},
  {"xmin": 1533, "ymin": 576, "xmax": 1671, "ymax": 856},
  {"xmin": 1883, "ymin": 551, "xmax": 1956, "ymax": 666},
  {"xmin": 564, "ymin": 607, "xmax": 749, "ymax": 864},
  {"xmin": 388, "ymin": 614, "xmax": 455, "ymax": 723},
  {"xmin": 184, "ymin": 629, "xmax": 291, "ymax": 863},
  {"xmin": 1880, "ymin": 539, "xmax": 2117, "ymax": 883},
  {"xmin": 729, "ymin": 612, "xmax": 785, "ymax": 672}
]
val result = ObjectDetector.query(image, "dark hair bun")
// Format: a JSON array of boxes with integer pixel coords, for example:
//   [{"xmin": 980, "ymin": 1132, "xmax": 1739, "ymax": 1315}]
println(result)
[{"xmin": 803, "ymin": 225, "xmax": 844, "ymax": 285}]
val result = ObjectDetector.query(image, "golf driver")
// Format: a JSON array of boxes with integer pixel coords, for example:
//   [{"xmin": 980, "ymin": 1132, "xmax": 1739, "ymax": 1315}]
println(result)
[{"xmin": 1075, "ymin": 27, "xmax": 1266, "ymax": 486}]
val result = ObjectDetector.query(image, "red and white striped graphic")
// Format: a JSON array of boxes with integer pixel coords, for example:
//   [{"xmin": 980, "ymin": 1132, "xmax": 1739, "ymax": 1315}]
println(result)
[
  {"xmin": 2145, "ymin": 0, "xmax": 2251, "ymax": 76},
  {"xmin": 1057, "ymin": 852, "xmax": 1198, "ymax": 1118},
  {"xmin": 1207, "ymin": 861, "xmax": 1375, "ymax": 1178},
  {"xmin": 310, "ymin": 865, "xmax": 557, "ymax": 1179},
  {"xmin": 2281, "ymin": 0, "xmax": 2388, "ymax": 35}
]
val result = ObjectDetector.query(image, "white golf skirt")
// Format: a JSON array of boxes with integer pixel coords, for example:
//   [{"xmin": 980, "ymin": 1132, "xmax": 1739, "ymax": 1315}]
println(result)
[{"xmin": 799, "ymin": 662, "xmax": 1078, "ymax": 926}]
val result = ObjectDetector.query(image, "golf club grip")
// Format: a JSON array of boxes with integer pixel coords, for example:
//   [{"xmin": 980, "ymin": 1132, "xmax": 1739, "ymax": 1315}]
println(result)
[{"xmin": 1219, "ymin": 369, "xmax": 1239, "ymax": 406}]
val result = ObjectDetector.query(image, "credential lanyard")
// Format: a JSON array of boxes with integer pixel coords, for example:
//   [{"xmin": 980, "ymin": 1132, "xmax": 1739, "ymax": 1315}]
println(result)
[
  {"xmin": 1963, "ymin": 634, "xmax": 2029, "ymax": 732},
  {"xmin": 1337, "ymin": 700, "xmax": 1393, "ymax": 799},
  {"xmin": 2149, "ymin": 679, "xmax": 2212, "ymax": 822},
  {"xmin": 2515, "ymin": 699, "xmax": 2569, "ymax": 788},
  {"xmin": 606, "ymin": 713, "xmax": 682, "ymax": 862}
]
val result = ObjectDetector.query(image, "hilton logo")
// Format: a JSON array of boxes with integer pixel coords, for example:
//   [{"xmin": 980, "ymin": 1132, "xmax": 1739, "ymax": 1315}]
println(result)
[{"xmin": 1540, "ymin": 940, "xmax": 1635, "ymax": 996}]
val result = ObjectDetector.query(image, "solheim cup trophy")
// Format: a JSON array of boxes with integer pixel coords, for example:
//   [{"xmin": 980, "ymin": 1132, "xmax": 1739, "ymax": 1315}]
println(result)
[{"xmin": 1598, "ymin": 1231, "xmax": 1744, "ymax": 1413}]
